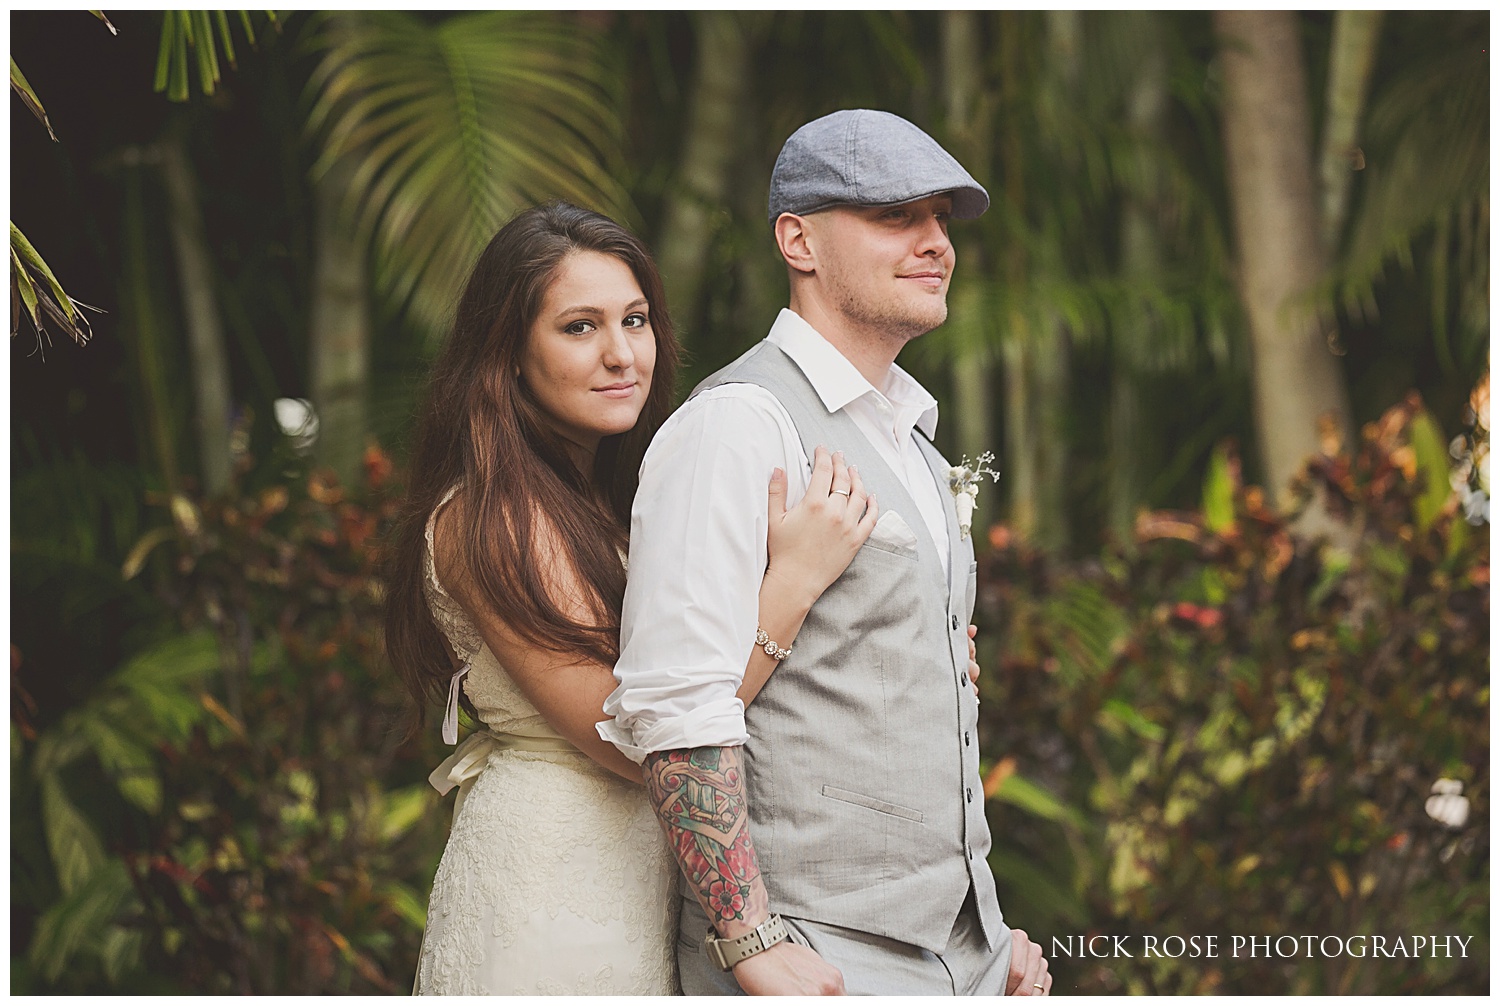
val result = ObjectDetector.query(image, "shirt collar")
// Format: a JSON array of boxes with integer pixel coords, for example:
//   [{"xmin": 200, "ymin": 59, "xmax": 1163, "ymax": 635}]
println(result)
[{"xmin": 766, "ymin": 309, "xmax": 939, "ymax": 439}]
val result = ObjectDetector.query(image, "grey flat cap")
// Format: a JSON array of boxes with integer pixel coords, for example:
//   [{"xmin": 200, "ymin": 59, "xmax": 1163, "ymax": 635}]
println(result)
[{"xmin": 767, "ymin": 109, "xmax": 989, "ymax": 225}]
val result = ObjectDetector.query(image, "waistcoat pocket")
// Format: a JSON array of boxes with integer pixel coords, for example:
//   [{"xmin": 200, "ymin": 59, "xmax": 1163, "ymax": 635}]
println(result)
[
  {"xmin": 820, "ymin": 784, "xmax": 924, "ymax": 823},
  {"xmin": 860, "ymin": 537, "xmax": 920, "ymax": 561}
]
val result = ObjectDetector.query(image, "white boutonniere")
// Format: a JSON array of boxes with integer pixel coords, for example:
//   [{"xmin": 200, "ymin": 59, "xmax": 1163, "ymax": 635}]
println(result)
[{"xmin": 947, "ymin": 452, "xmax": 1000, "ymax": 541}]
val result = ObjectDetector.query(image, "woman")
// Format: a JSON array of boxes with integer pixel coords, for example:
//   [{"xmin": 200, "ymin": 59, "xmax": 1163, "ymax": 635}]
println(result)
[{"xmin": 384, "ymin": 202, "xmax": 883, "ymax": 994}]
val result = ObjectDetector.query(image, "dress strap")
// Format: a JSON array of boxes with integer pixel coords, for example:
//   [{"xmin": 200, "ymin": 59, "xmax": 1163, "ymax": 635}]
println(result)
[
  {"xmin": 441, "ymin": 662, "xmax": 471, "ymax": 746},
  {"xmin": 424, "ymin": 485, "xmax": 462, "ymax": 602},
  {"xmin": 426, "ymin": 485, "xmax": 484, "ymax": 744}
]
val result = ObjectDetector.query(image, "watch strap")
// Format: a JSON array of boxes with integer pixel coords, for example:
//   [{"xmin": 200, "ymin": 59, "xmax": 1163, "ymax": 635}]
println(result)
[{"xmin": 704, "ymin": 913, "xmax": 790, "ymax": 971}]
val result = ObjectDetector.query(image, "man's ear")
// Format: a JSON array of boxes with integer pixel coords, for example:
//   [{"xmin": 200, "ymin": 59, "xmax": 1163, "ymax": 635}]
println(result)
[{"xmin": 774, "ymin": 213, "xmax": 817, "ymax": 275}]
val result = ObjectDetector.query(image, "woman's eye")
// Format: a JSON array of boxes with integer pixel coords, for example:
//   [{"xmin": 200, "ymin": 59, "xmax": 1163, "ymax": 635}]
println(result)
[
  {"xmin": 623, "ymin": 312, "xmax": 649, "ymax": 329},
  {"xmin": 564, "ymin": 320, "xmax": 595, "ymax": 336}
]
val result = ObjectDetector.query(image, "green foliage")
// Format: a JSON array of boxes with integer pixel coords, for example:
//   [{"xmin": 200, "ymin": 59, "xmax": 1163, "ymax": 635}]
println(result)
[
  {"xmin": 1200, "ymin": 442, "xmax": 1237, "ymax": 534},
  {"xmin": 304, "ymin": 10, "xmax": 634, "ymax": 344},
  {"xmin": 154, "ymin": 11, "xmax": 279, "ymax": 102},
  {"xmin": 978, "ymin": 395, "xmax": 1487, "ymax": 994},
  {"xmin": 13, "ymin": 452, "xmax": 451, "ymax": 993},
  {"xmin": 11, "ymin": 222, "xmax": 94, "ymax": 351},
  {"xmin": 29, "ymin": 862, "xmax": 136, "ymax": 985},
  {"xmin": 24, "ymin": 630, "xmax": 220, "ymax": 984},
  {"xmin": 1407, "ymin": 408, "xmax": 1453, "ymax": 531},
  {"xmin": 1335, "ymin": 11, "xmax": 1488, "ymax": 373},
  {"xmin": 11, "ymin": 57, "xmax": 56, "ymax": 139}
]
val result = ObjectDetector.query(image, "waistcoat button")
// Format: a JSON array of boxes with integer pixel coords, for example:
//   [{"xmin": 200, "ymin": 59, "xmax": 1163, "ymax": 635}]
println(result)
[
  {"xmin": 951, "ymin": 614, "xmax": 959, "ymax": 630},
  {"xmin": 966, "ymin": 787, "xmax": 973, "ymax": 803}
]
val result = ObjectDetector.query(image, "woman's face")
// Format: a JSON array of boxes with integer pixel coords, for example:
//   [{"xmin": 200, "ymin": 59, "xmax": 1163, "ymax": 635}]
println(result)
[{"xmin": 520, "ymin": 250, "xmax": 656, "ymax": 463}]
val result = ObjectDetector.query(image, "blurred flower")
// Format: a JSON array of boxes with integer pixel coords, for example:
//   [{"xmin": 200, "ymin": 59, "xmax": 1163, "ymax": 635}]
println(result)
[
  {"xmin": 1171, "ymin": 601, "xmax": 1222, "ymax": 629},
  {"xmin": 1424, "ymin": 778, "xmax": 1469, "ymax": 829},
  {"xmin": 988, "ymin": 523, "xmax": 1012, "ymax": 550},
  {"xmin": 274, "ymin": 397, "xmax": 320, "ymax": 454},
  {"xmin": 1462, "ymin": 493, "xmax": 1488, "ymax": 525},
  {"xmin": 363, "ymin": 443, "xmax": 394, "ymax": 491}
]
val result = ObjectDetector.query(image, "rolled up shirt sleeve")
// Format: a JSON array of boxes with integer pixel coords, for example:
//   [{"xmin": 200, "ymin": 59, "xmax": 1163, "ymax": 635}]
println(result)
[{"xmin": 598, "ymin": 387, "xmax": 803, "ymax": 762}]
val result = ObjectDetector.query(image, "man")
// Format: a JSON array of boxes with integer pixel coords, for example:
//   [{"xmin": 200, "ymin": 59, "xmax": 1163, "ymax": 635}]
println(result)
[{"xmin": 600, "ymin": 109, "xmax": 1051, "ymax": 996}]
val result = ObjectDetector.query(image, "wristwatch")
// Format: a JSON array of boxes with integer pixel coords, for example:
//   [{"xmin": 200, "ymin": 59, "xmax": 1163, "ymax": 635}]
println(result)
[{"xmin": 703, "ymin": 913, "xmax": 790, "ymax": 971}]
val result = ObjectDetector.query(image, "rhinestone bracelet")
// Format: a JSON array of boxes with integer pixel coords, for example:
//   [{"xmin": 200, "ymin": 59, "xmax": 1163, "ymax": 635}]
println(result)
[{"xmin": 755, "ymin": 627, "xmax": 792, "ymax": 661}]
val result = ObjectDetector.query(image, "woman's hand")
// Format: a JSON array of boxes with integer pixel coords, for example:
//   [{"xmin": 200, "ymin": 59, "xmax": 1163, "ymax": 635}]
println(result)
[
  {"xmin": 968, "ymin": 623, "xmax": 981, "ymax": 699},
  {"xmin": 764, "ymin": 446, "xmax": 878, "ymax": 611}
]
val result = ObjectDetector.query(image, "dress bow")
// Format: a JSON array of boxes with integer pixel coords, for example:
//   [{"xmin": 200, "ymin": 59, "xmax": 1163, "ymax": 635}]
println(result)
[{"xmin": 428, "ymin": 729, "xmax": 498, "ymax": 797}]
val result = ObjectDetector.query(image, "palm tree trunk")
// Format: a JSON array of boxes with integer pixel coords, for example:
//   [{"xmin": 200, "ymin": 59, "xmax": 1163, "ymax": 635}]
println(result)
[
  {"xmin": 996, "ymin": 13, "xmax": 1038, "ymax": 544},
  {"xmin": 656, "ymin": 12, "xmax": 754, "ymax": 346},
  {"xmin": 1111, "ymin": 11, "xmax": 1169, "ymax": 543},
  {"xmin": 158, "ymin": 130, "xmax": 233, "ymax": 495},
  {"xmin": 732, "ymin": 138, "xmax": 781, "ymax": 352},
  {"xmin": 1216, "ymin": 10, "xmax": 1353, "ymax": 518},
  {"xmin": 1319, "ymin": 11, "xmax": 1385, "ymax": 252},
  {"xmin": 1032, "ymin": 318, "xmax": 1070, "ymax": 551},
  {"xmin": 121, "ymin": 163, "xmax": 182, "ymax": 501},
  {"xmin": 1002, "ymin": 334, "xmax": 1036, "ymax": 540},
  {"xmin": 1030, "ymin": 11, "xmax": 1078, "ymax": 551},
  {"xmin": 309, "ymin": 158, "xmax": 371, "ymax": 486},
  {"xmin": 942, "ymin": 10, "xmax": 997, "ymax": 538}
]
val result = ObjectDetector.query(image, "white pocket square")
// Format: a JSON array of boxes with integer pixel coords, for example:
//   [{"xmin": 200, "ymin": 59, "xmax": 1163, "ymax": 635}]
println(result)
[{"xmin": 868, "ymin": 509, "xmax": 921, "ymax": 553}]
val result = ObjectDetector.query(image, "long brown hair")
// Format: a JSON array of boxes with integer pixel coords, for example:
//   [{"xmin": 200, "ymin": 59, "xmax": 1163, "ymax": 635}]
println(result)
[{"xmin": 384, "ymin": 202, "xmax": 680, "ymax": 724}]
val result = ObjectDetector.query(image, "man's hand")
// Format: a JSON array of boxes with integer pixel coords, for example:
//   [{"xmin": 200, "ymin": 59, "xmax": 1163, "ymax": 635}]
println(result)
[
  {"xmin": 1005, "ymin": 928, "xmax": 1052, "ymax": 995},
  {"xmin": 732, "ymin": 940, "xmax": 845, "ymax": 995}
]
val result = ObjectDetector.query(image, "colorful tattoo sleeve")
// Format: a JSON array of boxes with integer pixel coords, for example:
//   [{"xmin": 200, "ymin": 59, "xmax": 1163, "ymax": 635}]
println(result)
[{"xmin": 643, "ymin": 746, "xmax": 768, "ymax": 932}]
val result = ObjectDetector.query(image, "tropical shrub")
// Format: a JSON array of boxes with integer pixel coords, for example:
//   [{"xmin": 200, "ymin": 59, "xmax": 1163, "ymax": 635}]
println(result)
[
  {"xmin": 977, "ymin": 393, "xmax": 1488, "ymax": 994},
  {"xmin": 12, "ymin": 447, "xmax": 450, "ymax": 993}
]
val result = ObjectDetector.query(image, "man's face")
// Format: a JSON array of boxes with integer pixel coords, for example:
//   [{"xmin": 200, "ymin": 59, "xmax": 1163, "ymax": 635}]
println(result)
[{"xmin": 810, "ymin": 194, "xmax": 956, "ymax": 342}]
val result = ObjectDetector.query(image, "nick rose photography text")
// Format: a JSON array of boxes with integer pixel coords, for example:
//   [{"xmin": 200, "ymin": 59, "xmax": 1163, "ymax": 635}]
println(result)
[{"xmin": 1052, "ymin": 935, "xmax": 1474, "ymax": 960}]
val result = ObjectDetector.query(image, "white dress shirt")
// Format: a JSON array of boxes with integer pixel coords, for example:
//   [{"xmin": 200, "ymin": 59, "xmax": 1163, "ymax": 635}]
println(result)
[{"xmin": 597, "ymin": 309, "xmax": 951, "ymax": 762}]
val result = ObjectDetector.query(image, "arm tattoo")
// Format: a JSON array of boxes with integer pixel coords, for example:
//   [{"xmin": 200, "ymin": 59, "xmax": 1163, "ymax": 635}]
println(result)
[{"xmin": 644, "ymin": 746, "xmax": 767, "ymax": 929}]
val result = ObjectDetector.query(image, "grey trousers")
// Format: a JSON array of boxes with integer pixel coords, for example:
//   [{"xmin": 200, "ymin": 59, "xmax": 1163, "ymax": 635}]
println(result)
[{"xmin": 677, "ymin": 891, "xmax": 1013, "ymax": 996}]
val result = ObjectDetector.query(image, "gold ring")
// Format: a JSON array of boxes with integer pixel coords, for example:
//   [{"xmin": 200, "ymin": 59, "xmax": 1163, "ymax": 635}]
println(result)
[
  {"xmin": 1033, "ymin": 984, "xmax": 1044, "ymax": 990},
  {"xmin": 830, "ymin": 489, "xmax": 851, "ymax": 497}
]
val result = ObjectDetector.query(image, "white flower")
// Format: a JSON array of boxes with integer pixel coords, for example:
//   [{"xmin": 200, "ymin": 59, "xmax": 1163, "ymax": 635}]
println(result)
[
  {"xmin": 274, "ymin": 397, "xmax": 319, "ymax": 454},
  {"xmin": 947, "ymin": 452, "xmax": 1000, "ymax": 541},
  {"xmin": 1425, "ymin": 778, "xmax": 1470, "ymax": 829}
]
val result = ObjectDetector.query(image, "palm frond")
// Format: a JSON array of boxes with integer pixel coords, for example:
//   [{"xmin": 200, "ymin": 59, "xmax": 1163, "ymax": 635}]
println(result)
[
  {"xmin": 154, "ymin": 10, "xmax": 279, "ymax": 101},
  {"xmin": 305, "ymin": 11, "xmax": 633, "ymax": 343},
  {"xmin": 923, "ymin": 267, "xmax": 1239, "ymax": 377},
  {"xmin": 937, "ymin": 13, "xmax": 1238, "ymax": 379},
  {"xmin": 11, "ymin": 223, "xmax": 99, "ymax": 354},
  {"xmin": 11, "ymin": 58, "xmax": 56, "ymax": 140},
  {"xmin": 1334, "ymin": 12, "xmax": 1488, "ymax": 348}
]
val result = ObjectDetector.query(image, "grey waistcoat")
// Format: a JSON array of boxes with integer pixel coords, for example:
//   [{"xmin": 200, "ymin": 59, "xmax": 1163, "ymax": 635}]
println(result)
[{"xmin": 693, "ymin": 340, "xmax": 1003, "ymax": 954}]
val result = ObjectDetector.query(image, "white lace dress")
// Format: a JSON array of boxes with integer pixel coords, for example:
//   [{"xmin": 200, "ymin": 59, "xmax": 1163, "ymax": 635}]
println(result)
[{"xmin": 413, "ymin": 489, "xmax": 679, "ymax": 995}]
